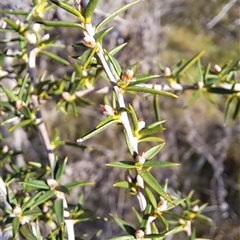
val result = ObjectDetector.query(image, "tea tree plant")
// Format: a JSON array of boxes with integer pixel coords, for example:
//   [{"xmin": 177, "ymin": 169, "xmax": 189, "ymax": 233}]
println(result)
[{"xmin": 0, "ymin": 0, "xmax": 239, "ymax": 239}]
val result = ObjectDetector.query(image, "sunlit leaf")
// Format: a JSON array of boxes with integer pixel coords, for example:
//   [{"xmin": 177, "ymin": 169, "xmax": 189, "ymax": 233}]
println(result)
[
  {"xmin": 37, "ymin": 20, "xmax": 84, "ymax": 29},
  {"xmin": 12, "ymin": 217, "xmax": 20, "ymax": 238},
  {"xmin": 109, "ymin": 43, "xmax": 128, "ymax": 56},
  {"xmin": 145, "ymin": 187, "xmax": 157, "ymax": 209},
  {"xmin": 110, "ymin": 214, "xmax": 136, "ymax": 235},
  {"xmin": 145, "ymin": 144, "xmax": 165, "ymax": 160},
  {"xmin": 54, "ymin": 157, "xmax": 68, "ymax": 182},
  {"xmin": 40, "ymin": 50, "xmax": 69, "ymax": 66},
  {"xmin": 84, "ymin": 0, "xmax": 99, "ymax": 23},
  {"xmin": 139, "ymin": 170, "xmax": 172, "ymax": 203},
  {"xmin": 144, "ymin": 161, "xmax": 179, "ymax": 168},
  {"xmin": 21, "ymin": 180, "xmax": 49, "ymax": 191},
  {"xmin": 19, "ymin": 223, "xmax": 38, "ymax": 240},
  {"xmin": 95, "ymin": 27, "xmax": 113, "ymax": 42},
  {"xmin": 106, "ymin": 161, "xmax": 136, "ymax": 169},
  {"xmin": 50, "ymin": 0, "xmax": 85, "ymax": 22},
  {"xmin": 96, "ymin": 0, "xmax": 139, "ymax": 31},
  {"xmin": 77, "ymin": 119, "xmax": 118, "ymax": 142},
  {"xmin": 126, "ymin": 86, "xmax": 178, "ymax": 98},
  {"xmin": 176, "ymin": 51, "xmax": 205, "ymax": 76},
  {"xmin": 54, "ymin": 199, "xmax": 64, "ymax": 226},
  {"xmin": 31, "ymin": 190, "xmax": 55, "ymax": 209}
]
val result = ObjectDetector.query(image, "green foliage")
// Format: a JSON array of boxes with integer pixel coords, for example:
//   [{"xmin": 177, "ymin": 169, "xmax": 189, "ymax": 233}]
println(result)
[{"xmin": 0, "ymin": 0, "xmax": 239, "ymax": 239}]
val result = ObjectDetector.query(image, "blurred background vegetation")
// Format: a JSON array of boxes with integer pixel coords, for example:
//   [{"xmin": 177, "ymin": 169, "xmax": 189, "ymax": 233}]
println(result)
[{"xmin": 1, "ymin": 0, "xmax": 240, "ymax": 239}]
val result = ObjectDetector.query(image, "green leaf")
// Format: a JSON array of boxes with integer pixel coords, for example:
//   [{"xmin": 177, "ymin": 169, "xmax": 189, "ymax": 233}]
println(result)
[
  {"xmin": 176, "ymin": 51, "xmax": 205, "ymax": 76},
  {"xmin": 12, "ymin": 217, "xmax": 20, "ymax": 238},
  {"xmin": 40, "ymin": 50, "xmax": 69, "ymax": 66},
  {"xmin": 0, "ymin": 85, "xmax": 17, "ymax": 101},
  {"xmin": 65, "ymin": 181, "xmax": 94, "ymax": 190},
  {"xmin": 123, "ymin": 129, "xmax": 136, "ymax": 157},
  {"xmin": 128, "ymin": 104, "xmax": 139, "ymax": 134},
  {"xmin": 31, "ymin": 190, "xmax": 55, "ymax": 209},
  {"xmin": 95, "ymin": 27, "xmax": 113, "ymax": 42},
  {"xmin": 4, "ymin": 18, "xmax": 20, "ymax": 31},
  {"xmin": 113, "ymin": 181, "xmax": 132, "ymax": 189},
  {"xmin": 105, "ymin": 52, "xmax": 122, "ymax": 78},
  {"xmin": 96, "ymin": 0, "xmax": 139, "ymax": 31},
  {"xmin": 21, "ymin": 180, "xmax": 49, "ymax": 191},
  {"xmin": 37, "ymin": 20, "xmax": 84, "ymax": 29},
  {"xmin": 145, "ymin": 144, "xmax": 165, "ymax": 160},
  {"xmin": 153, "ymin": 94, "xmax": 161, "ymax": 122},
  {"xmin": 138, "ymin": 125, "xmax": 164, "ymax": 139},
  {"xmin": 157, "ymin": 214, "xmax": 169, "ymax": 231},
  {"xmin": 233, "ymin": 97, "xmax": 240, "ymax": 120},
  {"xmin": 106, "ymin": 161, "xmax": 136, "ymax": 169},
  {"xmin": 110, "ymin": 214, "xmax": 136, "ymax": 235},
  {"xmin": 107, "ymin": 236, "xmax": 136, "ymax": 240},
  {"xmin": 139, "ymin": 170, "xmax": 172, "ymax": 203},
  {"xmin": 126, "ymin": 86, "xmax": 178, "ymax": 98},
  {"xmin": 224, "ymin": 95, "xmax": 234, "ymax": 122},
  {"xmin": 84, "ymin": 0, "xmax": 99, "ymax": 23},
  {"xmin": 109, "ymin": 43, "xmax": 128, "ymax": 56},
  {"xmin": 144, "ymin": 161, "xmax": 179, "ymax": 168},
  {"xmin": 184, "ymin": 89, "xmax": 201, "ymax": 108},
  {"xmin": 132, "ymin": 207, "xmax": 142, "ymax": 224},
  {"xmin": 9, "ymin": 119, "xmax": 33, "ymax": 132},
  {"xmin": 77, "ymin": 119, "xmax": 118, "ymax": 142},
  {"xmin": 129, "ymin": 74, "xmax": 161, "ymax": 86},
  {"xmin": 50, "ymin": 0, "xmax": 85, "ymax": 22},
  {"xmin": 21, "ymin": 192, "xmax": 43, "ymax": 212},
  {"xmin": 19, "ymin": 223, "xmax": 38, "ymax": 240},
  {"xmin": 145, "ymin": 187, "xmax": 157, "ymax": 209},
  {"xmin": 54, "ymin": 157, "xmax": 68, "ymax": 182},
  {"xmin": 138, "ymin": 136, "xmax": 165, "ymax": 143},
  {"xmin": 207, "ymin": 87, "xmax": 239, "ymax": 94},
  {"xmin": 140, "ymin": 204, "xmax": 152, "ymax": 230},
  {"xmin": 54, "ymin": 199, "xmax": 64, "ymax": 226}
]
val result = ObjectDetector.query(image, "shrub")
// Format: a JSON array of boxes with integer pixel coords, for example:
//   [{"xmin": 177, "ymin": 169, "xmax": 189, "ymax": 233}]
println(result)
[{"xmin": 1, "ymin": 0, "xmax": 239, "ymax": 239}]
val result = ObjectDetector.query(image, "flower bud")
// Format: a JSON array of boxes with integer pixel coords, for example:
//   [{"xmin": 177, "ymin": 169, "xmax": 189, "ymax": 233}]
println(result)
[
  {"xmin": 157, "ymin": 199, "xmax": 168, "ymax": 212},
  {"xmin": 82, "ymin": 31, "xmax": 96, "ymax": 48},
  {"xmin": 192, "ymin": 205, "xmax": 199, "ymax": 212},
  {"xmin": 135, "ymin": 152, "xmax": 146, "ymax": 165},
  {"xmin": 100, "ymin": 104, "xmax": 115, "ymax": 116},
  {"xmin": 15, "ymin": 100, "xmax": 25, "ymax": 110},
  {"xmin": 13, "ymin": 205, "xmax": 22, "ymax": 216},
  {"xmin": 62, "ymin": 92, "xmax": 76, "ymax": 102},
  {"xmin": 213, "ymin": 64, "xmax": 222, "ymax": 73},
  {"xmin": 136, "ymin": 175, "xmax": 144, "ymax": 189},
  {"xmin": 124, "ymin": 171, "xmax": 133, "ymax": 183},
  {"xmin": 47, "ymin": 179, "xmax": 58, "ymax": 190},
  {"xmin": 164, "ymin": 67, "xmax": 171, "ymax": 77},
  {"xmin": 135, "ymin": 229, "xmax": 144, "ymax": 240},
  {"xmin": 138, "ymin": 118, "xmax": 145, "ymax": 131},
  {"xmin": 121, "ymin": 69, "xmax": 134, "ymax": 82}
]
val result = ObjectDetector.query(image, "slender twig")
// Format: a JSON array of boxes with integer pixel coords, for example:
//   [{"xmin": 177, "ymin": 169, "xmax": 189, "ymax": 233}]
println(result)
[
  {"xmin": 28, "ymin": 47, "xmax": 75, "ymax": 240},
  {"xmin": 96, "ymin": 42, "xmax": 139, "ymax": 154}
]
